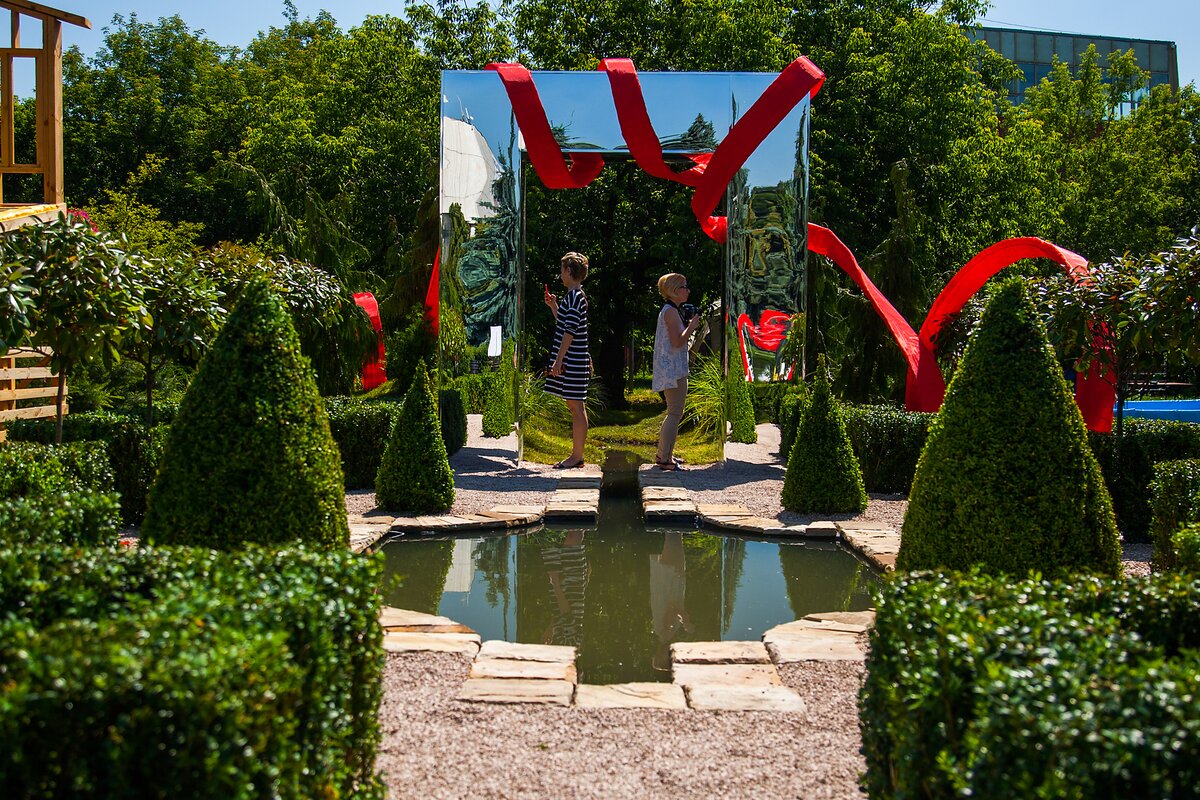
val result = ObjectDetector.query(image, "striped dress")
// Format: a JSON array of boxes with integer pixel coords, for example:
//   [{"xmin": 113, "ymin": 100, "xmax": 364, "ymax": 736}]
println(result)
[{"xmin": 545, "ymin": 286, "xmax": 589, "ymax": 401}]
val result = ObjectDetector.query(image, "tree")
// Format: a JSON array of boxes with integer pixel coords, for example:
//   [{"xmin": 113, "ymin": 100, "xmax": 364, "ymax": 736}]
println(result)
[
  {"xmin": 0, "ymin": 216, "xmax": 148, "ymax": 442},
  {"xmin": 898, "ymin": 278, "xmax": 1120, "ymax": 577},
  {"xmin": 143, "ymin": 279, "xmax": 349, "ymax": 549}
]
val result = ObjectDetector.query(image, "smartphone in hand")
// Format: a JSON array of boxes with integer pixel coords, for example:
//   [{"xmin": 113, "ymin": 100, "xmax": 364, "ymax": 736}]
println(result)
[{"xmin": 543, "ymin": 283, "xmax": 551, "ymax": 301}]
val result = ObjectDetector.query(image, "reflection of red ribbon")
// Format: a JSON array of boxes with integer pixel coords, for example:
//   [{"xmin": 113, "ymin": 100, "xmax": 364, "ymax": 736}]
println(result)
[
  {"xmin": 352, "ymin": 291, "xmax": 386, "ymax": 391},
  {"xmin": 488, "ymin": 58, "xmax": 824, "ymax": 243},
  {"xmin": 736, "ymin": 310, "xmax": 792, "ymax": 379}
]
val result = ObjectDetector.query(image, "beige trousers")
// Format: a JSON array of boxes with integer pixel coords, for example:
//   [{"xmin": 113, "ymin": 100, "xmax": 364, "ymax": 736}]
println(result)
[{"xmin": 656, "ymin": 382, "xmax": 687, "ymax": 463}]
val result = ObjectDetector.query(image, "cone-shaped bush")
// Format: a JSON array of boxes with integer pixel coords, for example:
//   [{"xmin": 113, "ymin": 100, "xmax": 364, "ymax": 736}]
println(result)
[
  {"xmin": 143, "ymin": 280, "xmax": 348, "ymax": 549},
  {"xmin": 781, "ymin": 360, "xmax": 867, "ymax": 513},
  {"xmin": 897, "ymin": 278, "xmax": 1120, "ymax": 576},
  {"xmin": 481, "ymin": 363, "xmax": 515, "ymax": 438},
  {"xmin": 376, "ymin": 362, "xmax": 455, "ymax": 513},
  {"xmin": 727, "ymin": 371, "xmax": 758, "ymax": 443}
]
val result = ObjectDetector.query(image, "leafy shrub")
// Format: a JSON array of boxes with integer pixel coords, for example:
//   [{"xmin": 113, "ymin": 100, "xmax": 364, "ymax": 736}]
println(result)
[
  {"xmin": 726, "ymin": 371, "xmax": 757, "ymax": 443},
  {"xmin": 376, "ymin": 363, "xmax": 454, "ymax": 513},
  {"xmin": 842, "ymin": 405, "xmax": 934, "ymax": 494},
  {"xmin": 0, "ymin": 490, "xmax": 121, "ymax": 546},
  {"xmin": 452, "ymin": 373, "xmax": 486, "ymax": 414},
  {"xmin": 1173, "ymin": 523, "xmax": 1200, "ymax": 573},
  {"xmin": 1149, "ymin": 459, "xmax": 1200, "ymax": 570},
  {"xmin": 7, "ymin": 412, "xmax": 166, "ymax": 524},
  {"xmin": 439, "ymin": 387, "xmax": 467, "ymax": 457},
  {"xmin": 682, "ymin": 354, "xmax": 725, "ymax": 441},
  {"xmin": 862, "ymin": 571, "xmax": 1200, "ymax": 800},
  {"xmin": 481, "ymin": 361, "xmax": 515, "ymax": 438},
  {"xmin": 1089, "ymin": 419, "xmax": 1200, "ymax": 540},
  {"xmin": 383, "ymin": 306, "xmax": 435, "ymax": 395},
  {"xmin": 899, "ymin": 280, "xmax": 1119, "ymax": 576},
  {"xmin": 142, "ymin": 280, "xmax": 349, "ymax": 549},
  {"xmin": 777, "ymin": 387, "xmax": 807, "ymax": 461},
  {"xmin": 0, "ymin": 545, "xmax": 384, "ymax": 798},
  {"xmin": 325, "ymin": 397, "xmax": 402, "ymax": 489},
  {"xmin": 749, "ymin": 381, "xmax": 786, "ymax": 423},
  {"xmin": 781, "ymin": 361, "xmax": 867, "ymax": 513}
]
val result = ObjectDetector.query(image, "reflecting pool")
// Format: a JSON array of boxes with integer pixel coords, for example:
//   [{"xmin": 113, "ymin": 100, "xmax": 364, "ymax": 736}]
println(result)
[{"xmin": 380, "ymin": 496, "xmax": 877, "ymax": 683}]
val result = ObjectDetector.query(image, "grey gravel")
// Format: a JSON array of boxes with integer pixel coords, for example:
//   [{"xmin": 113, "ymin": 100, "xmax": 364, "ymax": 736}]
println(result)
[{"xmin": 377, "ymin": 652, "xmax": 867, "ymax": 799}]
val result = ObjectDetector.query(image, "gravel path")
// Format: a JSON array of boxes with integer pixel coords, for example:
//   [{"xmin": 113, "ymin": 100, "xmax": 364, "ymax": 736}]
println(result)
[{"xmin": 378, "ymin": 653, "xmax": 867, "ymax": 800}]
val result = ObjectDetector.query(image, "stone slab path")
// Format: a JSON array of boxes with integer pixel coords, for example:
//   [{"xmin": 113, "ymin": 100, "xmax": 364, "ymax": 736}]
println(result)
[{"xmin": 383, "ymin": 606, "xmax": 873, "ymax": 712}]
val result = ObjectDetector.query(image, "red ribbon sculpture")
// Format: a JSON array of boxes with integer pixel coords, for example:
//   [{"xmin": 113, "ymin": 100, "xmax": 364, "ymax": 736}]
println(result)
[{"xmin": 352, "ymin": 292, "xmax": 387, "ymax": 391}]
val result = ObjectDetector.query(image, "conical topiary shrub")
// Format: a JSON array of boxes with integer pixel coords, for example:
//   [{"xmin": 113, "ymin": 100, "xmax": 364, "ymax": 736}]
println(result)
[
  {"xmin": 781, "ymin": 359, "xmax": 868, "ymax": 513},
  {"xmin": 897, "ymin": 278, "xmax": 1120, "ymax": 576},
  {"xmin": 727, "ymin": 370, "xmax": 758, "ymax": 444},
  {"xmin": 376, "ymin": 362, "xmax": 455, "ymax": 513},
  {"xmin": 143, "ymin": 280, "xmax": 348, "ymax": 549}
]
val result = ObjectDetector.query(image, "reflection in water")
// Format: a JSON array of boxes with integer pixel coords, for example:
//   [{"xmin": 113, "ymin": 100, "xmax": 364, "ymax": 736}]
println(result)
[
  {"xmin": 380, "ymin": 498, "xmax": 877, "ymax": 683},
  {"xmin": 650, "ymin": 533, "xmax": 693, "ymax": 671},
  {"xmin": 540, "ymin": 530, "xmax": 590, "ymax": 646}
]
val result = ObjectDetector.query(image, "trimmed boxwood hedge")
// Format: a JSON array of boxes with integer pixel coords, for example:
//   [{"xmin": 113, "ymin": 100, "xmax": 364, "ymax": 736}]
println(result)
[
  {"xmin": 749, "ymin": 381, "xmax": 788, "ymax": 423},
  {"xmin": 481, "ymin": 364, "xmax": 515, "ymax": 438},
  {"xmin": 781, "ymin": 363, "xmax": 867, "ymax": 513},
  {"xmin": 0, "ymin": 441, "xmax": 121, "ymax": 546},
  {"xmin": 899, "ymin": 280, "xmax": 1120, "ymax": 577},
  {"xmin": 1175, "ymin": 523, "xmax": 1200, "ymax": 572},
  {"xmin": 6, "ymin": 412, "xmax": 166, "ymax": 524},
  {"xmin": 325, "ymin": 397, "xmax": 403, "ymax": 489},
  {"xmin": 726, "ymin": 371, "xmax": 758, "ymax": 443},
  {"xmin": 375, "ymin": 363, "xmax": 455, "ymax": 513},
  {"xmin": 0, "ymin": 545, "xmax": 385, "ymax": 798},
  {"xmin": 842, "ymin": 405, "xmax": 934, "ymax": 494},
  {"xmin": 142, "ymin": 280, "xmax": 349, "ymax": 550},
  {"xmin": 862, "ymin": 571, "xmax": 1200, "ymax": 800},
  {"xmin": 452, "ymin": 373, "xmax": 486, "ymax": 415},
  {"xmin": 439, "ymin": 386, "xmax": 468, "ymax": 457},
  {"xmin": 1149, "ymin": 459, "xmax": 1200, "ymax": 570},
  {"xmin": 777, "ymin": 388, "xmax": 807, "ymax": 461}
]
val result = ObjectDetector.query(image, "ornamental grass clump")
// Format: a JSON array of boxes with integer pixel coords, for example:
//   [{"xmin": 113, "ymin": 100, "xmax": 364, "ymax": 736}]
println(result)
[
  {"xmin": 898, "ymin": 278, "xmax": 1120, "ymax": 576},
  {"xmin": 142, "ymin": 279, "xmax": 349, "ymax": 549},
  {"xmin": 375, "ymin": 362, "xmax": 455, "ymax": 513},
  {"xmin": 781, "ymin": 360, "xmax": 867, "ymax": 513}
]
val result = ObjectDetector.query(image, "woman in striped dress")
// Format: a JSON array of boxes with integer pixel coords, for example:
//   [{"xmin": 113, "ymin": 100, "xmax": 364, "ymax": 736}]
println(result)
[{"xmin": 543, "ymin": 251, "xmax": 590, "ymax": 469}]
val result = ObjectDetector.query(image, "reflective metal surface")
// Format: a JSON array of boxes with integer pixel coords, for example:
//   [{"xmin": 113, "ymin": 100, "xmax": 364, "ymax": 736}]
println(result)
[{"xmin": 440, "ymin": 69, "xmax": 811, "ymax": 460}]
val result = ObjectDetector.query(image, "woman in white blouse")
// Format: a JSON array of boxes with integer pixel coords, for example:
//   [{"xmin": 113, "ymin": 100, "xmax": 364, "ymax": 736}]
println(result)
[{"xmin": 652, "ymin": 273, "xmax": 701, "ymax": 470}]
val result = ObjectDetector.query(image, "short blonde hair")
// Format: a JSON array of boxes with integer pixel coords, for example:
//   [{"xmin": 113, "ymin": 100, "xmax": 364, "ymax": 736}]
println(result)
[
  {"xmin": 561, "ymin": 252, "xmax": 589, "ymax": 281},
  {"xmin": 657, "ymin": 273, "xmax": 686, "ymax": 299}
]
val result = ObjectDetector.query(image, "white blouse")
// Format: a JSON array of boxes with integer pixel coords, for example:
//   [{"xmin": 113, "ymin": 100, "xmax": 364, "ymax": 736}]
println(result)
[{"xmin": 652, "ymin": 304, "xmax": 690, "ymax": 391}]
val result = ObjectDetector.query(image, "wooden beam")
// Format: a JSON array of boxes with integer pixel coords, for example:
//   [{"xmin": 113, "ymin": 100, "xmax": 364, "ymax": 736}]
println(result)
[
  {"xmin": 0, "ymin": 385, "xmax": 59, "ymax": 401},
  {"xmin": 39, "ymin": 16, "xmax": 60, "ymax": 204},
  {"xmin": 1, "ymin": 53, "xmax": 13, "ymax": 174},
  {"xmin": 0, "ymin": 163, "xmax": 44, "ymax": 173},
  {"xmin": 0, "ymin": 1, "xmax": 90, "ymax": 29},
  {"xmin": 0, "ymin": 404, "xmax": 60, "ymax": 422},
  {"xmin": 0, "ymin": 47, "xmax": 43, "ymax": 56},
  {"xmin": 0, "ymin": 366, "xmax": 54, "ymax": 380},
  {"xmin": 11, "ymin": 9, "xmax": 19, "ymax": 47}
]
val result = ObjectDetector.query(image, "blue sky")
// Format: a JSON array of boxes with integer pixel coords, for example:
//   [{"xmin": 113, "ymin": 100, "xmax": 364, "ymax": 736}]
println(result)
[{"xmin": 36, "ymin": 0, "xmax": 1200, "ymax": 90}]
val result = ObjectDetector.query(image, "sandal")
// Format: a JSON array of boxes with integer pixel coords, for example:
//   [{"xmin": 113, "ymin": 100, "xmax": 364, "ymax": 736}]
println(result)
[
  {"xmin": 654, "ymin": 460, "xmax": 682, "ymax": 471},
  {"xmin": 553, "ymin": 458, "xmax": 585, "ymax": 469}
]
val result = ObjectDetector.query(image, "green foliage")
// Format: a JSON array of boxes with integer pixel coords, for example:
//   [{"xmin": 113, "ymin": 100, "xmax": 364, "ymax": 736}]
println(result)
[
  {"xmin": 481, "ymin": 353, "xmax": 516, "ymax": 438},
  {"xmin": 439, "ymin": 387, "xmax": 468, "ymax": 457},
  {"xmin": 726, "ymin": 371, "xmax": 758, "ymax": 443},
  {"xmin": 1173, "ymin": 524, "xmax": 1200, "ymax": 573},
  {"xmin": 1149, "ymin": 460, "xmax": 1200, "ymax": 570},
  {"xmin": 0, "ymin": 258, "xmax": 36, "ymax": 352},
  {"xmin": 7, "ymin": 412, "xmax": 166, "ymax": 525},
  {"xmin": 861, "ymin": 571, "xmax": 1200, "ymax": 800},
  {"xmin": 682, "ymin": 354, "xmax": 725, "ymax": 441},
  {"xmin": 781, "ymin": 361, "xmax": 867, "ymax": 513},
  {"xmin": 376, "ymin": 363, "xmax": 455, "ymax": 513},
  {"xmin": 324, "ymin": 397, "xmax": 402, "ymax": 490},
  {"xmin": 85, "ymin": 155, "xmax": 205, "ymax": 258},
  {"xmin": 0, "ymin": 440, "xmax": 113, "ymax": 498},
  {"xmin": 452, "ymin": 372, "xmax": 486, "ymax": 414},
  {"xmin": 749, "ymin": 382, "xmax": 787, "ymax": 423},
  {"xmin": 842, "ymin": 404, "xmax": 934, "ymax": 494},
  {"xmin": 1088, "ymin": 420, "xmax": 1200, "ymax": 540},
  {"xmin": 143, "ymin": 280, "xmax": 349, "ymax": 549},
  {"xmin": 777, "ymin": 387, "xmax": 808, "ymax": 462},
  {"xmin": 0, "ymin": 490, "xmax": 122, "ymax": 547},
  {"xmin": 383, "ymin": 306, "xmax": 436, "ymax": 395},
  {"xmin": 0, "ymin": 545, "xmax": 384, "ymax": 798},
  {"xmin": 899, "ymin": 280, "xmax": 1120, "ymax": 576}
]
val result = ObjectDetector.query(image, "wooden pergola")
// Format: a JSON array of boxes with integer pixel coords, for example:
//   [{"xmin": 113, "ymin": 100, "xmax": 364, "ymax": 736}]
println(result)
[{"xmin": 0, "ymin": 0, "xmax": 89, "ymax": 232}]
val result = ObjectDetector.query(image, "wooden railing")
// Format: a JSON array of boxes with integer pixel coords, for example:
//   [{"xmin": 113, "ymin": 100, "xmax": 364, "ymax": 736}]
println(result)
[{"xmin": 0, "ymin": 345, "xmax": 63, "ymax": 440}]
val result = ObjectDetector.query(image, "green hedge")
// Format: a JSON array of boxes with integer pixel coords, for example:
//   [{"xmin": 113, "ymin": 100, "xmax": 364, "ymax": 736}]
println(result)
[
  {"xmin": 726, "ymin": 372, "xmax": 757, "ymax": 443},
  {"xmin": 1089, "ymin": 419, "xmax": 1200, "ymax": 541},
  {"xmin": 452, "ymin": 373, "xmax": 486, "ymax": 415},
  {"xmin": 1149, "ymin": 459, "xmax": 1200, "ymax": 570},
  {"xmin": 750, "ymin": 382, "xmax": 787, "ymax": 423},
  {"xmin": 439, "ymin": 387, "xmax": 467, "ymax": 457},
  {"xmin": 0, "ymin": 545, "xmax": 385, "ymax": 798},
  {"xmin": 0, "ymin": 490, "xmax": 122, "ymax": 547},
  {"xmin": 781, "ymin": 363, "xmax": 866, "ymax": 513},
  {"xmin": 142, "ymin": 281, "xmax": 349, "ymax": 550},
  {"xmin": 481, "ymin": 365, "xmax": 515, "ymax": 438},
  {"xmin": 6, "ymin": 412, "xmax": 166, "ymax": 524},
  {"xmin": 326, "ymin": 397, "xmax": 402, "ymax": 489},
  {"xmin": 842, "ymin": 405, "xmax": 934, "ymax": 494},
  {"xmin": 376, "ymin": 364, "xmax": 454, "ymax": 513},
  {"xmin": 862, "ymin": 571, "xmax": 1200, "ymax": 800},
  {"xmin": 1174, "ymin": 523, "xmax": 1200, "ymax": 572},
  {"xmin": 777, "ymin": 388, "xmax": 807, "ymax": 461}
]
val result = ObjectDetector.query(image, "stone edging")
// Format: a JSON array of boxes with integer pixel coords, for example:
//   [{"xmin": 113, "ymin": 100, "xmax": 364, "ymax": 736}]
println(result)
[{"xmin": 380, "ymin": 606, "xmax": 874, "ymax": 711}]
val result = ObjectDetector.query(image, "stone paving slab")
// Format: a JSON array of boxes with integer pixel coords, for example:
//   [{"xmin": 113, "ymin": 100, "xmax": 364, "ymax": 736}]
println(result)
[
  {"xmin": 574, "ymin": 683, "xmax": 689, "ymax": 710},
  {"xmin": 383, "ymin": 632, "xmax": 481, "ymax": 656},
  {"xmin": 803, "ymin": 520, "xmax": 841, "ymax": 539},
  {"xmin": 672, "ymin": 663, "xmax": 783, "ymax": 688},
  {"xmin": 349, "ymin": 526, "xmax": 389, "ymax": 553},
  {"xmin": 685, "ymin": 684, "xmax": 807, "ymax": 713},
  {"xmin": 644, "ymin": 500, "xmax": 697, "ymax": 518},
  {"xmin": 671, "ymin": 641, "xmax": 770, "ymax": 665},
  {"xmin": 469, "ymin": 657, "xmax": 577, "ymax": 683},
  {"xmin": 840, "ymin": 528, "xmax": 900, "ymax": 572},
  {"xmin": 558, "ymin": 475, "xmax": 602, "ymax": 489},
  {"xmin": 695, "ymin": 503, "xmax": 753, "ymax": 516},
  {"xmin": 641, "ymin": 486, "xmax": 691, "ymax": 500},
  {"xmin": 762, "ymin": 621, "xmax": 866, "ymax": 663},
  {"xmin": 806, "ymin": 610, "xmax": 876, "ymax": 627},
  {"xmin": 380, "ymin": 607, "xmax": 460, "ymax": 627},
  {"xmin": 457, "ymin": 678, "xmax": 575, "ymax": 706},
  {"xmin": 487, "ymin": 504, "xmax": 545, "ymax": 517},
  {"xmin": 478, "ymin": 640, "xmax": 576, "ymax": 663}
]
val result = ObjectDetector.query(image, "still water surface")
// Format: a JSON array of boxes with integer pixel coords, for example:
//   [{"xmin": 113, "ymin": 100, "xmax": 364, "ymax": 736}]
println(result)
[{"xmin": 381, "ymin": 495, "xmax": 877, "ymax": 683}]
